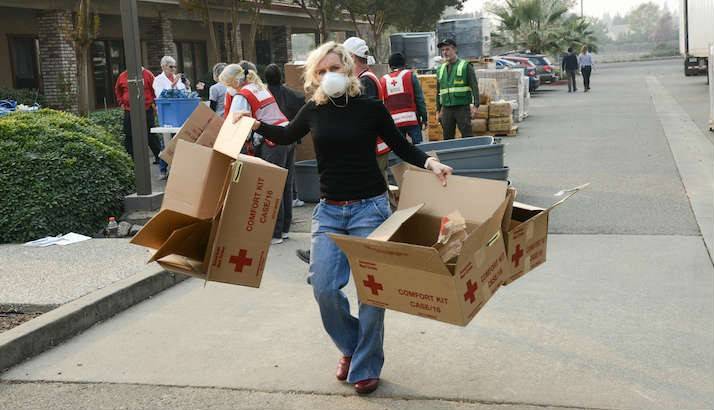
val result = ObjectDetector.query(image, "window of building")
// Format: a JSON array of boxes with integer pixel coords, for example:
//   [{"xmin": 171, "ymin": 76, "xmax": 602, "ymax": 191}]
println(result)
[
  {"xmin": 92, "ymin": 39, "xmax": 126, "ymax": 108},
  {"xmin": 8, "ymin": 36, "xmax": 41, "ymax": 90},
  {"xmin": 174, "ymin": 40, "xmax": 207, "ymax": 86}
]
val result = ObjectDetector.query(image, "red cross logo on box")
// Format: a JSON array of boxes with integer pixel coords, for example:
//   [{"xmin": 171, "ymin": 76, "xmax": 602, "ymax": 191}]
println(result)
[
  {"xmin": 512, "ymin": 244, "xmax": 524, "ymax": 267},
  {"xmin": 229, "ymin": 249, "xmax": 253, "ymax": 273},
  {"xmin": 363, "ymin": 274, "xmax": 383, "ymax": 296},
  {"xmin": 463, "ymin": 280, "xmax": 478, "ymax": 304}
]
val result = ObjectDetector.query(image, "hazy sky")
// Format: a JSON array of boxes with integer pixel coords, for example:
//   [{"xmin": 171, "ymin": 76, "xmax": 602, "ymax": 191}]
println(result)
[{"xmin": 464, "ymin": 0, "xmax": 680, "ymax": 18}]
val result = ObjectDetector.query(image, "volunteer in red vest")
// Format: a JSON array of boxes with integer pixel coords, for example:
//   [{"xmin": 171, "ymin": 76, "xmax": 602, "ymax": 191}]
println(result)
[
  {"xmin": 380, "ymin": 52, "xmax": 428, "ymax": 144},
  {"xmin": 342, "ymin": 37, "xmax": 391, "ymax": 177},
  {"xmin": 220, "ymin": 61, "xmax": 292, "ymax": 245},
  {"xmin": 231, "ymin": 42, "xmax": 452, "ymax": 395}
]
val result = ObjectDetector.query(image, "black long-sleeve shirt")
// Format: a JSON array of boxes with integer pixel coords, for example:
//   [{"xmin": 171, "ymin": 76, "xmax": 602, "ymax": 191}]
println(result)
[
  {"xmin": 562, "ymin": 53, "xmax": 579, "ymax": 71},
  {"xmin": 257, "ymin": 95, "xmax": 430, "ymax": 200}
]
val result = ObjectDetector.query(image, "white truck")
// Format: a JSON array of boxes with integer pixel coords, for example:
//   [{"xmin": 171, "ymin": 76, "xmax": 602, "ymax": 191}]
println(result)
[{"xmin": 679, "ymin": 0, "xmax": 714, "ymax": 76}]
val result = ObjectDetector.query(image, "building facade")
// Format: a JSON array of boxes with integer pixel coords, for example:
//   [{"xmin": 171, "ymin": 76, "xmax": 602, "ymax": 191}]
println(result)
[{"xmin": 0, "ymin": 0, "xmax": 358, "ymax": 111}]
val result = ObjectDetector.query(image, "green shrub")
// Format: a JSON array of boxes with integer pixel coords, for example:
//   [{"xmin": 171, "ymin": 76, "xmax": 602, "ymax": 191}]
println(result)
[
  {"xmin": 0, "ymin": 87, "xmax": 46, "ymax": 106},
  {"xmin": 0, "ymin": 109, "xmax": 135, "ymax": 243},
  {"xmin": 88, "ymin": 108, "xmax": 125, "ymax": 146}
]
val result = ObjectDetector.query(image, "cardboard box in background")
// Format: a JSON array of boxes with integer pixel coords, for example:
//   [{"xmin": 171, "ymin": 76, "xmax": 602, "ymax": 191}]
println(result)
[
  {"xmin": 159, "ymin": 104, "xmax": 224, "ymax": 165},
  {"xmin": 502, "ymin": 184, "xmax": 588, "ymax": 285},
  {"xmin": 133, "ymin": 116, "xmax": 288, "ymax": 287},
  {"xmin": 472, "ymin": 118, "xmax": 487, "ymax": 133},
  {"xmin": 330, "ymin": 170, "xmax": 514, "ymax": 326}
]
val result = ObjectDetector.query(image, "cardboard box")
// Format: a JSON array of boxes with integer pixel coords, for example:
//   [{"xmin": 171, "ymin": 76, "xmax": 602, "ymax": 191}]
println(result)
[
  {"xmin": 133, "ymin": 117, "xmax": 288, "ymax": 287},
  {"xmin": 489, "ymin": 101, "xmax": 513, "ymax": 118},
  {"xmin": 472, "ymin": 118, "xmax": 487, "ymax": 133},
  {"xmin": 475, "ymin": 105, "xmax": 489, "ymax": 119},
  {"xmin": 502, "ymin": 184, "xmax": 588, "ymax": 285},
  {"xmin": 159, "ymin": 103, "xmax": 225, "ymax": 165},
  {"xmin": 488, "ymin": 116, "xmax": 513, "ymax": 132},
  {"xmin": 329, "ymin": 170, "xmax": 515, "ymax": 326}
]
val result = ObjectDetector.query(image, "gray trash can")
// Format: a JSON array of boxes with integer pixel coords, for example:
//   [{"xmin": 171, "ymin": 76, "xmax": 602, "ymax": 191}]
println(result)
[
  {"xmin": 294, "ymin": 160, "xmax": 321, "ymax": 203},
  {"xmin": 452, "ymin": 166, "xmax": 510, "ymax": 181},
  {"xmin": 389, "ymin": 136, "xmax": 494, "ymax": 166}
]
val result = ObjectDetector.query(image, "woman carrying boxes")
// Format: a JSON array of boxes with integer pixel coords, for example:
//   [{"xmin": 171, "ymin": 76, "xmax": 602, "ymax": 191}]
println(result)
[{"xmin": 231, "ymin": 42, "xmax": 452, "ymax": 395}]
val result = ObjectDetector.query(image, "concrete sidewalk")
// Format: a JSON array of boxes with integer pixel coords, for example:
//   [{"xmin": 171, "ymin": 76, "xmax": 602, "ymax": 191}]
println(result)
[
  {"xmin": 0, "ymin": 239, "xmax": 152, "ymax": 310},
  {"xmin": 2, "ymin": 233, "xmax": 712, "ymax": 409}
]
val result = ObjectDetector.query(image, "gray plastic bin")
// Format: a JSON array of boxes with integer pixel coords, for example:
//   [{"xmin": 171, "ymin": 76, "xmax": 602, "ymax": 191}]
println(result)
[
  {"xmin": 436, "ymin": 143, "xmax": 504, "ymax": 169},
  {"xmin": 453, "ymin": 166, "xmax": 509, "ymax": 181},
  {"xmin": 294, "ymin": 160, "xmax": 321, "ymax": 203},
  {"xmin": 388, "ymin": 136, "xmax": 494, "ymax": 166}
]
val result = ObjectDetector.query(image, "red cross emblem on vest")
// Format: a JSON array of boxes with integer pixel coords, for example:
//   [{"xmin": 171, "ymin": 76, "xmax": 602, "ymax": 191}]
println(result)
[
  {"xmin": 512, "ymin": 244, "xmax": 524, "ymax": 267},
  {"xmin": 229, "ymin": 249, "xmax": 253, "ymax": 273},
  {"xmin": 391, "ymin": 79, "xmax": 398, "ymax": 87},
  {"xmin": 363, "ymin": 274, "xmax": 383, "ymax": 296},
  {"xmin": 463, "ymin": 280, "xmax": 478, "ymax": 304}
]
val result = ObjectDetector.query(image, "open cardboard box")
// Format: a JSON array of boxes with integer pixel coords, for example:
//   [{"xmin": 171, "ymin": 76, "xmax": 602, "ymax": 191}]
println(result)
[
  {"xmin": 159, "ymin": 103, "xmax": 226, "ymax": 165},
  {"xmin": 502, "ymin": 184, "xmax": 588, "ymax": 285},
  {"xmin": 132, "ymin": 116, "xmax": 287, "ymax": 287},
  {"xmin": 330, "ymin": 170, "xmax": 515, "ymax": 326}
]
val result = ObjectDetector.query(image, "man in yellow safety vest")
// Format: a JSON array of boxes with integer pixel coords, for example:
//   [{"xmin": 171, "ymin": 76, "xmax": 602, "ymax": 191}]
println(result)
[{"xmin": 436, "ymin": 39, "xmax": 480, "ymax": 140}]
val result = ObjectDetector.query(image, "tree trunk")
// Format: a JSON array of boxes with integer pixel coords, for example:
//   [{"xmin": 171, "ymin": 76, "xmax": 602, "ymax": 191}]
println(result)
[
  {"xmin": 77, "ymin": 46, "xmax": 90, "ymax": 115},
  {"xmin": 230, "ymin": 2, "xmax": 242, "ymax": 62},
  {"xmin": 202, "ymin": 0, "xmax": 219, "ymax": 65},
  {"xmin": 245, "ymin": 5, "xmax": 261, "ymax": 63}
]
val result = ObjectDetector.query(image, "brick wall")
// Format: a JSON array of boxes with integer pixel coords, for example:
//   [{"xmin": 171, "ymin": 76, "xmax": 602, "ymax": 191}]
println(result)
[
  {"xmin": 37, "ymin": 9, "xmax": 78, "ymax": 113},
  {"xmin": 143, "ymin": 15, "xmax": 176, "ymax": 73}
]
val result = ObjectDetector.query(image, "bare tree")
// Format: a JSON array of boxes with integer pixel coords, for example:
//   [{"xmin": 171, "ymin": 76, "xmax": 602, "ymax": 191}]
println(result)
[{"xmin": 68, "ymin": 0, "xmax": 100, "ymax": 115}]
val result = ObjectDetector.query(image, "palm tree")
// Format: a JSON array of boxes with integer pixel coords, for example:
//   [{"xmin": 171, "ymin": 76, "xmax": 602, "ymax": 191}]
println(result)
[{"xmin": 489, "ymin": 0, "xmax": 596, "ymax": 55}]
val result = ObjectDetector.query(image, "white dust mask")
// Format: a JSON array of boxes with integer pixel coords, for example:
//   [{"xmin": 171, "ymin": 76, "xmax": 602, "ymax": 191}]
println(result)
[{"xmin": 320, "ymin": 72, "xmax": 349, "ymax": 98}]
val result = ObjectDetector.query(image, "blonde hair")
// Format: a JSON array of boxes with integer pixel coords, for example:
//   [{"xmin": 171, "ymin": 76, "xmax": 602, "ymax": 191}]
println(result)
[
  {"xmin": 219, "ymin": 61, "xmax": 266, "ymax": 91},
  {"xmin": 303, "ymin": 41, "xmax": 362, "ymax": 105},
  {"xmin": 580, "ymin": 45, "xmax": 589, "ymax": 54}
]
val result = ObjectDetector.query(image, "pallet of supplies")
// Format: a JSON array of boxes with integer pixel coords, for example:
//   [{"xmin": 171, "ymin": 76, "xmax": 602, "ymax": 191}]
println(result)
[{"xmin": 475, "ymin": 104, "xmax": 489, "ymax": 119}]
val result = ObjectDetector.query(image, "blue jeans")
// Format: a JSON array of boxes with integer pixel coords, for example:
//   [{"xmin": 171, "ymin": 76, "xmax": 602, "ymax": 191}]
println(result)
[
  {"xmin": 399, "ymin": 124, "xmax": 423, "ymax": 145},
  {"xmin": 308, "ymin": 193, "xmax": 391, "ymax": 383}
]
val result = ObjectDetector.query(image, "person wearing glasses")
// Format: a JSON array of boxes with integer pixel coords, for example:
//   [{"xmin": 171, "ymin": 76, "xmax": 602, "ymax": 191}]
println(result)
[{"xmin": 153, "ymin": 55, "xmax": 190, "ymax": 98}]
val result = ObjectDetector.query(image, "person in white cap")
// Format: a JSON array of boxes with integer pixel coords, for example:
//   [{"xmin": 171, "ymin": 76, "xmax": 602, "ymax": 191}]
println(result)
[{"xmin": 342, "ymin": 37, "xmax": 391, "ymax": 174}]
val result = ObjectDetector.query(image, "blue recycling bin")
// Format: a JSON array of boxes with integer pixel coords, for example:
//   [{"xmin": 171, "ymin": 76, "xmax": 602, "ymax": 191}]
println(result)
[{"xmin": 155, "ymin": 97, "xmax": 201, "ymax": 127}]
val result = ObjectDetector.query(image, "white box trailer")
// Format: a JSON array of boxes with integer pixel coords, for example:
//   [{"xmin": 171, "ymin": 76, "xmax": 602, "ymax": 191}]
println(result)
[{"xmin": 679, "ymin": 0, "xmax": 714, "ymax": 76}]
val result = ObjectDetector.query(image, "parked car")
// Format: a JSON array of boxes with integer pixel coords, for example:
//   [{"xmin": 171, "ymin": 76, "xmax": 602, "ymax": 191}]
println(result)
[
  {"xmin": 515, "ymin": 54, "xmax": 556, "ymax": 83},
  {"xmin": 496, "ymin": 58, "xmax": 519, "ymax": 69},
  {"xmin": 498, "ymin": 56, "xmax": 540, "ymax": 91}
]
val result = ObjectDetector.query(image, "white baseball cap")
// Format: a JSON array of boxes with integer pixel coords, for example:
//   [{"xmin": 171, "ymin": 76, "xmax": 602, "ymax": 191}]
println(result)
[{"xmin": 343, "ymin": 37, "xmax": 370, "ymax": 59}]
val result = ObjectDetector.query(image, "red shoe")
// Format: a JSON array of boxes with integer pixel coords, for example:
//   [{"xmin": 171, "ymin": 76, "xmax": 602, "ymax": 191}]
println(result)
[
  {"xmin": 354, "ymin": 378, "xmax": 380, "ymax": 395},
  {"xmin": 336, "ymin": 356, "xmax": 351, "ymax": 381}
]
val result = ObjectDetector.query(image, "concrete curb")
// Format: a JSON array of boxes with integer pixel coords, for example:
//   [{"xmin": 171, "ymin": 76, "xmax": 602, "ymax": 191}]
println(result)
[{"xmin": 0, "ymin": 268, "xmax": 185, "ymax": 372}]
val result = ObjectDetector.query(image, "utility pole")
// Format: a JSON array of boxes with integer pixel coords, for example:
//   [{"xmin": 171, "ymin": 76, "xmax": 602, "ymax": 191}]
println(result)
[
  {"xmin": 581, "ymin": 0, "xmax": 583, "ymax": 17},
  {"xmin": 120, "ymin": 0, "xmax": 163, "ymax": 211}
]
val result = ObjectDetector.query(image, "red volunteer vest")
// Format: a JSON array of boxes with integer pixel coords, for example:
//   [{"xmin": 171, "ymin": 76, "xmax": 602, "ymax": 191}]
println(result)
[
  {"xmin": 380, "ymin": 69, "xmax": 419, "ymax": 128},
  {"xmin": 359, "ymin": 69, "xmax": 391, "ymax": 155}
]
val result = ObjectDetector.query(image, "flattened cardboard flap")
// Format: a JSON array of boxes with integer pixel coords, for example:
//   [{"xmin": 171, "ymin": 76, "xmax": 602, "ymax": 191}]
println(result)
[
  {"xmin": 548, "ymin": 183, "xmax": 589, "ymax": 211},
  {"xmin": 160, "ymin": 104, "xmax": 220, "ymax": 164},
  {"xmin": 330, "ymin": 234, "xmax": 452, "ymax": 276},
  {"xmin": 399, "ymin": 170, "xmax": 508, "ymax": 225},
  {"xmin": 389, "ymin": 151, "xmax": 438, "ymax": 187},
  {"xmin": 148, "ymin": 220, "xmax": 211, "ymax": 262},
  {"xmin": 368, "ymin": 204, "xmax": 423, "ymax": 241},
  {"xmin": 212, "ymin": 117, "xmax": 256, "ymax": 159},
  {"xmin": 130, "ymin": 209, "xmax": 203, "ymax": 250}
]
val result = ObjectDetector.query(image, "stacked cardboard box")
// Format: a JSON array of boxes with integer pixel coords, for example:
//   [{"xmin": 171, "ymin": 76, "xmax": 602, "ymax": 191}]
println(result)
[
  {"xmin": 418, "ymin": 74, "xmax": 442, "ymax": 141},
  {"xmin": 488, "ymin": 101, "xmax": 514, "ymax": 134},
  {"xmin": 477, "ymin": 69, "xmax": 525, "ymax": 121},
  {"xmin": 135, "ymin": 105, "xmax": 287, "ymax": 287}
]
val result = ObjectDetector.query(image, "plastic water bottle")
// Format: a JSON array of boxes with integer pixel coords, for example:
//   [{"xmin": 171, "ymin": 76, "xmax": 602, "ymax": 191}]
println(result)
[{"xmin": 106, "ymin": 217, "xmax": 119, "ymax": 238}]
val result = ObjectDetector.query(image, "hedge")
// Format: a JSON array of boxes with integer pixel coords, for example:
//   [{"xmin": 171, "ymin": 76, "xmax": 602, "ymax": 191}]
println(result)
[
  {"xmin": 0, "ymin": 109, "xmax": 135, "ymax": 243},
  {"xmin": 0, "ymin": 87, "xmax": 46, "ymax": 106},
  {"xmin": 88, "ymin": 108, "xmax": 125, "ymax": 146}
]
